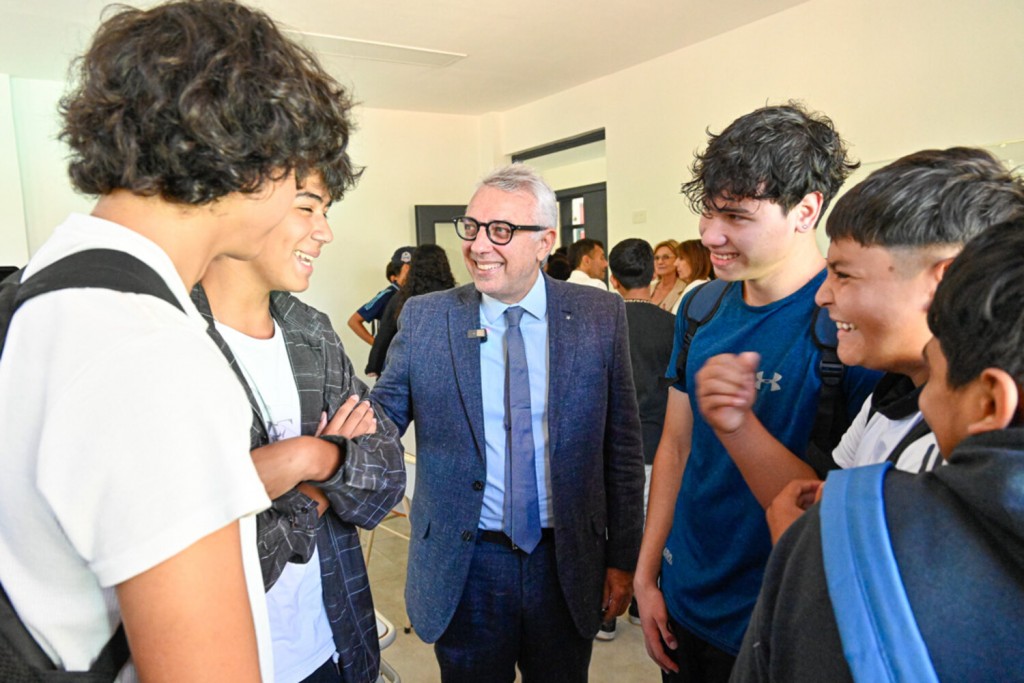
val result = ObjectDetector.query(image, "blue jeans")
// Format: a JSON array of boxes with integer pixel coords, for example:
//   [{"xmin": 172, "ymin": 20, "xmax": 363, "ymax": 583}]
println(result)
[{"xmin": 434, "ymin": 531, "xmax": 593, "ymax": 683}]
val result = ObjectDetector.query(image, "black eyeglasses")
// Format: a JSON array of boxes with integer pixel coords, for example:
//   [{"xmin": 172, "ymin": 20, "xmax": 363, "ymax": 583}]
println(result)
[{"xmin": 452, "ymin": 216, "xmax": 548, "ymax": 245}]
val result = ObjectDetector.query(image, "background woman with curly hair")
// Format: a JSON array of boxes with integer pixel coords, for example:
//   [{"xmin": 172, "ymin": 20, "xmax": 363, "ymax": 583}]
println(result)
[{"xmin": 367, "ymin": 244, "xmax": 457, "ymax": 376}]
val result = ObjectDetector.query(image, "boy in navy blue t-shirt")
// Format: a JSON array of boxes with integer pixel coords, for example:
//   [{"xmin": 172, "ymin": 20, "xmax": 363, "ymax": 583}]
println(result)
[{"xmin": 634, "ymin": 103, "xmax": 878, "ymax": 681}]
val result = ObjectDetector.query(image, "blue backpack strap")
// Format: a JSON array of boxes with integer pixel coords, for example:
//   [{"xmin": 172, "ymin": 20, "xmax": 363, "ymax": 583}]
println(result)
[
  {"xmin": 820, "ymin": 463, "xmax": 938, "ymax": 683},
  {"xmin": 675, "ymin": 279, "xmax": 731, "ymax": 383}
]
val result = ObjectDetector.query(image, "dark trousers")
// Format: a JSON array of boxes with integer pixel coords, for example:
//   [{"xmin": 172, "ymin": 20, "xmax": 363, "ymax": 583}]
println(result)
[
  {"xmin": 301, "ymin": 656, "xmax": 342, "ymax": 683},
  {"xmin": 434, "ymin": 530, "xmax": 593, "ymax": 683},
  {"xmin": 661, "ymin": 616, "xmax": 735, "ymax": 683}
]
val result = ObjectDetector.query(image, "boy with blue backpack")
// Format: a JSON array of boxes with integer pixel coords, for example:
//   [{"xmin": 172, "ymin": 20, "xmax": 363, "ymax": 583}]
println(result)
[{"xmin": 732, "ymin": 217, "xmax": 1024, "ymax": 682}]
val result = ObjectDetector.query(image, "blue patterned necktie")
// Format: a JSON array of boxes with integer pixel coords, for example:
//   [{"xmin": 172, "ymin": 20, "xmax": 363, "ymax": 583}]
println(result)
[{"xmin": 502, "ymin": 305, "xmax": 542, "ymax": 553}]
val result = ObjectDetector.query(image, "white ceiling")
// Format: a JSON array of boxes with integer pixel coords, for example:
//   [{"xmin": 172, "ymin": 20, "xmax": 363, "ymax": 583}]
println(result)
[{"xmin": 0, "ymin": 0, "xmax": 808, "ymax": 115}]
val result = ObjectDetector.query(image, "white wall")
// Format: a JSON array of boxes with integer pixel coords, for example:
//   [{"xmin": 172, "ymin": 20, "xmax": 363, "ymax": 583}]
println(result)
[
  {"xmin": 497, "ymin": 0, "xmax": 1024, "ymax": 250},
  {"xmin": 299, "ymin": 107, "xmax": 483, "ymax": 373},
  {"xmin": 0, "ymin": 75, "xmax": 28, "ymax": 265},
  {"xmin": 9, "ymin": 78, "xmax": 93, "ymax": 256}
]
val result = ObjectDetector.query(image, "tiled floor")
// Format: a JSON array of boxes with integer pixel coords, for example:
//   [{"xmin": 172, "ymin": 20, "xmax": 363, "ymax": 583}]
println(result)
[{"xmin": 364, "ymin": 514, "xmax": 663, "ymax": 683}]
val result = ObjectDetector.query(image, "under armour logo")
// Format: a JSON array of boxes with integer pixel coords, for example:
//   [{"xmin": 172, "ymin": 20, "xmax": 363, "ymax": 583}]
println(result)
[{"xmin": 755, "ymin": 371, "xmax": 782, "ymax": 392}]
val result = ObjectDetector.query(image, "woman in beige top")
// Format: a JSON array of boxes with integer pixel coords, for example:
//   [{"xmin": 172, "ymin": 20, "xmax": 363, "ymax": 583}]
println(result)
[{"xmin": 649, "ymin": 239, "xmax": 686, "ymax": 312}]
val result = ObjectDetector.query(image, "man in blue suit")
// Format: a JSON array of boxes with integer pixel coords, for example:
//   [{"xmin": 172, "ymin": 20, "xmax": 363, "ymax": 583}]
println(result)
[{"xmin": 371, "ymin": 164, "xmax": 644, "ymax": 682}]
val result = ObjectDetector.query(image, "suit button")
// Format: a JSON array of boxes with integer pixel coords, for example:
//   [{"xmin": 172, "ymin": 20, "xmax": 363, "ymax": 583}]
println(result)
[
  {"xmin": 461, "ymin": 530, "xmax": 473, "ymax": 542},
  {"xmin": 472, "ymin": 480, "xmax": 484, "ymax": 491}
]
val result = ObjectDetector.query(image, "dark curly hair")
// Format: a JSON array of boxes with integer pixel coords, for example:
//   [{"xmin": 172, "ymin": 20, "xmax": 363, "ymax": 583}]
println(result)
[
  {"xmin": 826, "ymin": 147, "xmax": 1024, "ymax": 248},
  {"xmin": 681, "ymin": 102, "xmax": 858, "ymax": 224},
  {"xmin": 928, "ymin": 218, "xmax": 1024, "ymax": 390},
  {"xmin": 60, "ymin": 0, "xmax": 360, "ymax": 205},
  {"xmin": 395, "ymin": 244, "xmax": 456, "ymax": 318}
]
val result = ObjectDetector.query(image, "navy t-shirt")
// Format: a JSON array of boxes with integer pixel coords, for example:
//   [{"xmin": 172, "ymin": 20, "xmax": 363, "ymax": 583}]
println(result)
[
  {"xmin": 356, "ymin": 283, "xmax": 399, "ymax": 322},
  {"xmin": 661, "ymin": 270, "xmax": 878, "ymax": 654}
]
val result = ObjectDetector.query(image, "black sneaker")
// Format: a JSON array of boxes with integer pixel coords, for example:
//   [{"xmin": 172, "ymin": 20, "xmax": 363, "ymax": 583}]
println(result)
[
  {"xmin": 596, "ymin": 617, "xmax": 617, "ymax": 641},
  {"xmin": 628, "ymin": 597, "xmax": 641, "ymax": 626}
]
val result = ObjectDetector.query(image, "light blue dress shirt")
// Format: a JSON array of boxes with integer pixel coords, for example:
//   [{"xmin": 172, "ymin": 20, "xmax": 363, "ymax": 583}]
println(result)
[{"xmin": 478, "ymin": 273, "xmax": 552, "ymax": 530}]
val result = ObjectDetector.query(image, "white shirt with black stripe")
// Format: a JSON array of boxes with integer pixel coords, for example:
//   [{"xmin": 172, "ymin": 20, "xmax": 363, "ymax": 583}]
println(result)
[{"xmin": 831, "ymin": 372, "xmax": 943, "ymax": 474}]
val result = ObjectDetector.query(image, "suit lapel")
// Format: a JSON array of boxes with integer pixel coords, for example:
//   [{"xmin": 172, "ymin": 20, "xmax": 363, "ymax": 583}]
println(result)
[
  {"xmin": 546, "ymin": 277, "xmax": 576, "ymax": 455},
  {"xmin": 449, "ymin": 287, "xmax": 486, "ymax": 458}
]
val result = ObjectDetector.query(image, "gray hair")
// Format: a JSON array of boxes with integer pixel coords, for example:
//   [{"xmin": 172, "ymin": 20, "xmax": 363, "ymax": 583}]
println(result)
[{"xmin": 477, "ymin": 163, "xmax": 558, "ymax": 229}]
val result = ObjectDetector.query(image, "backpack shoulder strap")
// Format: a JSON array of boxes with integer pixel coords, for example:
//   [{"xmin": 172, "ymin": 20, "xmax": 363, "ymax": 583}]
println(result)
[
  {"xmin": 675, "ymin": 279, "xmax": 730, "ymax": 383},
  {"xmin": 803, "ymin": 305, "xmax": 851, "ymax": 476},
  {"xmin": 13, "ymin": 248, "xmax": 183, "ymax": 311},
  {"xmin": 1, "ymin": 248, "xmax": 184, "ymax": 351},
  {"xmin": 820, "ymin": 463, "xmax": 939, "ymax": 683},
  {"xmin": 811, "ymin": 305, "xmax": 848, "ymax": 438}
]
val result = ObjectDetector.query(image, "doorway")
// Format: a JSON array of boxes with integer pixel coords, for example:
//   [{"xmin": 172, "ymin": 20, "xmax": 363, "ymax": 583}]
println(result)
[
  {"xmin": 414, "ymin": 204, "xmax": 466, "ymax": 285},
  {"xmin": 556, "ymin": 182, "xmax": 608, "ymax": 253}
]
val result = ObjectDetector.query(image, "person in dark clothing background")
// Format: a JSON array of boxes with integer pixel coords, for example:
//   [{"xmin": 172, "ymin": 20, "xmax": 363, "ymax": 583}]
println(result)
[
  {"xmin": 366, "ymin": 244, "xmax": 456, "ymax": 377},
  {"xmin": 607, "ymin": 237, "xmax": 677, "ymax": 640}
]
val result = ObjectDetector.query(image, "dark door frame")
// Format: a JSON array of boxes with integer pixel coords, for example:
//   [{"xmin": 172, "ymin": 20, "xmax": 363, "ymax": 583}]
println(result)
[{"xmin": 414, "ymin": 204, "xmax": 465, "ymax": 245}]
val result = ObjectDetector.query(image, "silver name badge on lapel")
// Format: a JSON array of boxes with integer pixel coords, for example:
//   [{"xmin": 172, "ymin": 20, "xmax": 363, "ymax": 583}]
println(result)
[{"xmin": 467, "ymin": 328, "xmax": 488, "ymax": 341}]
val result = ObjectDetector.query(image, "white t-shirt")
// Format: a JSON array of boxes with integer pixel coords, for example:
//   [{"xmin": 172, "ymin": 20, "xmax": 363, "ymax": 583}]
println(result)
[
  {"xmin": 0, "ymin": 214, "xmax": 273, "ymax": 682},
  {"xmin": 832, "ymin": 374, "xmax": 942, "ymax": 474},
  {"xmin": 216, "ymin": 322, "xmax": 337, "ymax": 683},
  {"xmin": 567, "ymin": 269, "xmax": 608, "ymax": 290}
]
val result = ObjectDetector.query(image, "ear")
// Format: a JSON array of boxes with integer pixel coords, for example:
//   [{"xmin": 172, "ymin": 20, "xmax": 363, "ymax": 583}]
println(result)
[
  {"xmin": 609, "ymin": 274, "xmax": 622, "ymax": 292},
  {"xmin": 536, "ymin": 229, "xmax": 557, "ymax": 259},
  {"xmin": 930, "ymin": 256, "xmax": 956, "ymax": 284},
  {"xmin": 792, "ymin": 191, "xmax": 824, "ymax": 233},
  {"xmin": 966, "ymin": 368, "xmax": 1021, "ymax": 436},
  {"xmin": 922, "ymin": 255, "xmax": 959, "ymax": 308}
]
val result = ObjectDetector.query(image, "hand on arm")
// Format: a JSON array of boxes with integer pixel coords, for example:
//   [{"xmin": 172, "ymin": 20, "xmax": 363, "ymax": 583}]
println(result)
[
  {"xmin": 346, "ymin": 312, "xmax": 375, "ymax": 346},
  {"xmin": 295, "ymin": 396, "xmax": 377, "ymax": 515},
  {"xmin": 318, "ymin": 394, "xmax": 377, "ymax": 440},
  {"xmin": 696, "ymin": 352, "xmax": 818, "ymax": 508},
  {"xmin": 635, "ymin": 388, "xmax": 692, "ymax": 675},
  {"xmin": 765, "ymin": 479, "xmax": 823, "ymax": 545},
  {"xmin": 116, "ymin": 521, "xmax": 261, "ymax": 683},
  {"xmin": 250, "ymin": 394, "xmax": 378, "ymax": 502}
]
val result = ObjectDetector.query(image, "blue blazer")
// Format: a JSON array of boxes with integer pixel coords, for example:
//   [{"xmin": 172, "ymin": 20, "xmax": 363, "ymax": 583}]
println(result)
[{"xmin": 371, "ymin": 274, "xmax": 645, "ymax": 642}]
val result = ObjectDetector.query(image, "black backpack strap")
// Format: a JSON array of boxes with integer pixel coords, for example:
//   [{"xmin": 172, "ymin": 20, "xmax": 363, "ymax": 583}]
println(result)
[
  {"xmin": 1, "ymin": 248, "xmax": 183, "ymax": 680},
  {"xmin": 13, "ymin": 248, "xmax": 183, "ymax": 313},
  {"xmin": 675, "ymin": 279, "xmax": 730, "ymax": 384},
  {"xmin": 804, "ymin": 305, "xmax": 850, "ymax": 477},
  {"xmin": 0, "ymin": 581, "xmax": 55, "ymax": 673}
]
